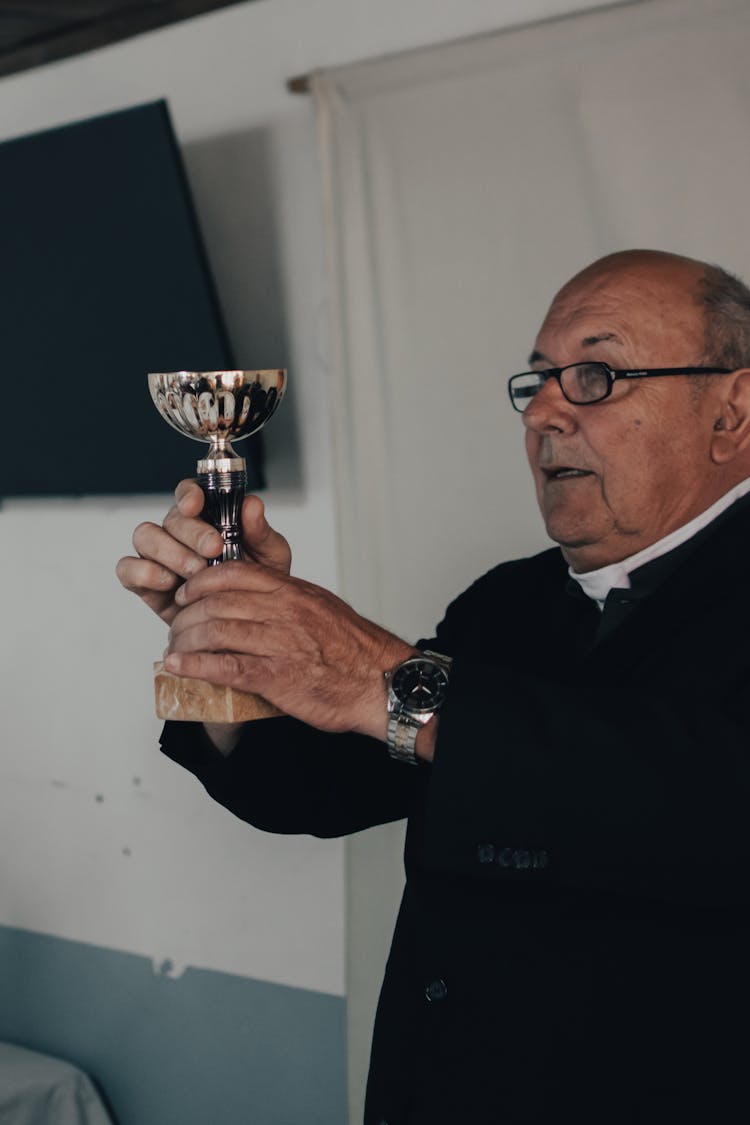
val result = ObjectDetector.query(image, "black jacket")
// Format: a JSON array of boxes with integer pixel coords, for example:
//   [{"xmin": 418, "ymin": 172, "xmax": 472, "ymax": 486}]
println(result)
[{"xmin": 160, "ymin": 500, "xmax": 750, "ymax": 1123}]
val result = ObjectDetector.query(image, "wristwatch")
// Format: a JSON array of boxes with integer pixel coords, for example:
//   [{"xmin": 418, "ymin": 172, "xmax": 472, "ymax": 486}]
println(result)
[{"xmin": 385, "ymin": 650, "xmax": 452, "ymax": 764}]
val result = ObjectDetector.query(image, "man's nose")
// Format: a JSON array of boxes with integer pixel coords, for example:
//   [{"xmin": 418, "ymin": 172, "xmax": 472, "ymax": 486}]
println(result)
[{"xmin": 521, "ymin": 378, "xmax": 578, "ymax": 435}]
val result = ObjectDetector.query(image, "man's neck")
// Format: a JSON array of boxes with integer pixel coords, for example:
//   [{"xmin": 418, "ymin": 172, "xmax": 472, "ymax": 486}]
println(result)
[{"xmin": 569, "ymin": 477, "xmax": 750, "ymax": 609}]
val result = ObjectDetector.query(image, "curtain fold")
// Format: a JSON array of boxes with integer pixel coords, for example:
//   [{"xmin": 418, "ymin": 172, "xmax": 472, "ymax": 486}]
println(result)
[{"xmin": 312, "ymin": 2, "xmax": 750, "ymax": 1118}]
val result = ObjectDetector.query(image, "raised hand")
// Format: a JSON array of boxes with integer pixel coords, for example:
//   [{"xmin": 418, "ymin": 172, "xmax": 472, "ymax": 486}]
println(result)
[
  {"xmin": 163, "ymin": 559, "xmax": 415, "ymax": 737},
  {"xmin": 116, "ymin": 479, "xmax": 292, "ymax": 625}
]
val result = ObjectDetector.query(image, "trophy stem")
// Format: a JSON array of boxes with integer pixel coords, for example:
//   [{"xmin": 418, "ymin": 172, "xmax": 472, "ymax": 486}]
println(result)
[{"xmin": 197, "ymin": 458, "xmax": 247, "ymax": 564}]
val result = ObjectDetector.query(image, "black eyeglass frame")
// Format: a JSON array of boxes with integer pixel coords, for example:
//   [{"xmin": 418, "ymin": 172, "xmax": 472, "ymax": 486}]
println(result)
[{"xmin": 507, "ymin": 362, "xmax": 732, "ymax": 412}]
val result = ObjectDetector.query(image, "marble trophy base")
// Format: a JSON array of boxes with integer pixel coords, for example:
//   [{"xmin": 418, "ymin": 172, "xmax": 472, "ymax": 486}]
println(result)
[{"xmin": 154, "ymin": 662, "xmax": 282, "ymax": 723}]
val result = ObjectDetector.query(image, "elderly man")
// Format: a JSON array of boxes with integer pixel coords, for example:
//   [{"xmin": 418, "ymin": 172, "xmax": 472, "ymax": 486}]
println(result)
[{"xmin": 118, "ymin": 250, "xmax": 750, "ymax": 1122}]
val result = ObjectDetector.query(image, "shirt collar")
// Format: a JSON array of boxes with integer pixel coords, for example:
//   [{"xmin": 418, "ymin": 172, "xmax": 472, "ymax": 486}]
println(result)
[{"xmin": 569, "ymin": 477, "xmax": 750, "ymax": 610}]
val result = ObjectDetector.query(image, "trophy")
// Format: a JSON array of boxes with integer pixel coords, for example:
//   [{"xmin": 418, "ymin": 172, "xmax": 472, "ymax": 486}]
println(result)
[{"xmin": 148, "ymin": 369, "xmax": 286, "ymax": 723}]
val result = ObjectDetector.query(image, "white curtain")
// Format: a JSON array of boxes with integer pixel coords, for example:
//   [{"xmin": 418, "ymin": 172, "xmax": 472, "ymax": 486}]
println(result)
[{"xmin": 312, "ymin": 0, "xmax": 750, "ymax": 1116}]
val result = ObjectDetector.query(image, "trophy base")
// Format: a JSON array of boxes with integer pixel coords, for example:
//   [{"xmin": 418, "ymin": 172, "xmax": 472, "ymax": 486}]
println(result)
[{"xmin": 154, "ymin": 662, "xmax": 282, "ymax": 723}]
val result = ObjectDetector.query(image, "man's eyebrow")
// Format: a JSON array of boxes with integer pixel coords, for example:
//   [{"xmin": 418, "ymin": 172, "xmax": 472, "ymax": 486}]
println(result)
[
  {"xmin": 581, "ymin": 332, "xmax": 622, "ymax": 348},
  {"xmin": 527, "ymin": 332, "xmax": 622, "ymax": 366}
]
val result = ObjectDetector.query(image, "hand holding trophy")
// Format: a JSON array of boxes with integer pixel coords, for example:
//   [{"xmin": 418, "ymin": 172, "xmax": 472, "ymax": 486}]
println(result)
[{"xmin": 148, "ymin": 369, "xmax": 286, "ymax": 722}]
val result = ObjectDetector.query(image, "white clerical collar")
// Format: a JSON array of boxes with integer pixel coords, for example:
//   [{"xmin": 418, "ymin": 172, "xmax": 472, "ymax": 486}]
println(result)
[{"xmin": 570, "ymin": 477, "xmax": 750, "ymax": 610}]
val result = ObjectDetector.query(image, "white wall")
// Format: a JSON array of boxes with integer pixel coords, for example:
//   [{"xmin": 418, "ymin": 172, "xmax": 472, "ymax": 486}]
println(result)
[{"xmin": 0, "ymin": 0, "xmax": 626, "ymax": 1070}]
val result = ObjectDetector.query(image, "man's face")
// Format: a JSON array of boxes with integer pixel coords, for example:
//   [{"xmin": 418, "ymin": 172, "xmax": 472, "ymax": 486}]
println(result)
[{"xmin": 524, "ymin": 261, "xmax": 722, "ymax": 572}]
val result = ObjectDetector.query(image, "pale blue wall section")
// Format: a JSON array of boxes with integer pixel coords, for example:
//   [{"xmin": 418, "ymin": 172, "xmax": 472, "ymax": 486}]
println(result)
[{"xmin": 0, "ymin": 925, "xmax": 347, "ymax": 1125}]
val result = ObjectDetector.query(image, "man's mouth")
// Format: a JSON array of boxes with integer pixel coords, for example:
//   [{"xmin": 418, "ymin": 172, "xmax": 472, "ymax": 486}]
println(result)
[{"xmin": 542, "ymin": 467, "xmax": 593, "ymax": 480}]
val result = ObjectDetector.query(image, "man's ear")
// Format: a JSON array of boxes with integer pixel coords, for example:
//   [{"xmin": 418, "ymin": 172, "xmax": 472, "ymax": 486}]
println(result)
[{"xmin": 710, "ymin": 369, "xmax": 750, "ymax": 463}]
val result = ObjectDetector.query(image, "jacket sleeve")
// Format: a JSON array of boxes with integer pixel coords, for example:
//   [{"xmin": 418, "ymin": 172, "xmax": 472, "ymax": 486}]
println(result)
[
  {"xmin": 421, "ymin": 582, "xmax": 750, "ymax": 909},
  {"xmin": 159, "ymin": 714, "xmax": 424, "ymax": 838}
]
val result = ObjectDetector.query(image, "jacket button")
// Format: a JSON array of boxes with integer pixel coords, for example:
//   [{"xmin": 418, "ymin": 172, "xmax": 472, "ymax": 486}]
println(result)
[
  {"xmin": 477, "ymin": 843, "xmax": 495, "ymax": 864},
  {"xmin": 425, "ymin": 978, "xmax": 448, "ymax": 1002}
]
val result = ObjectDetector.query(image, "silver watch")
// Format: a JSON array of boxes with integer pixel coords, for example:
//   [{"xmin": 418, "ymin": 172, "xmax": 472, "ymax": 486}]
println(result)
[{"xmin": 385, "ymin": 650, "xmax": 452, "ymax": 764}]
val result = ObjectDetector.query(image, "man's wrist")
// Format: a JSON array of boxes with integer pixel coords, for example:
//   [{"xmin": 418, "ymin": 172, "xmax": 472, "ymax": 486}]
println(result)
[
  {"xmin": 353, "ymin": 642, "xmax": 420, "ymax": 743},
  {"xmin": 414, "ymin": 715, "xmax": 438, "ymax": 763}
]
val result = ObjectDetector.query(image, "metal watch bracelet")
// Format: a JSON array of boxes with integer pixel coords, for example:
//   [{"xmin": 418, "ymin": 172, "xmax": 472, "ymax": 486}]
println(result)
[{"xmin": 386, "ymin": 713, "xmax": 421, "ymax": 765}]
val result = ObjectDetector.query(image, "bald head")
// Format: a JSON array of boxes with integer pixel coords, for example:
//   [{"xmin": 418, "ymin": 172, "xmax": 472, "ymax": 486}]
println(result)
[
  {"xmin": 556, "ymin": 249, "xmax": 750, "ymax": 373},
  {"xmin": 566, "ymin": 248, "xmax": 704, "ymax": 280},
  {"xmin": 562, "ymin": 249, "xmax": 706, "ymax": 293}
]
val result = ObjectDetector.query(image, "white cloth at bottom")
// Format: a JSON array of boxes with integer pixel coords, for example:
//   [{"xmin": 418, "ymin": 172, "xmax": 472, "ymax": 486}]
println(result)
[{"xmin": 0, "ymin": 1042, "xmax": 113, "ymax": 1125}]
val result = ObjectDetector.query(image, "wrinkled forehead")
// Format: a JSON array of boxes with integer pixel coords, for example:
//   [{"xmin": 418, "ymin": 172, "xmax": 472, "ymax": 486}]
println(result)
[{"xmin": 535, "ymin": 265, "xmax": 706, "ymax": 361}]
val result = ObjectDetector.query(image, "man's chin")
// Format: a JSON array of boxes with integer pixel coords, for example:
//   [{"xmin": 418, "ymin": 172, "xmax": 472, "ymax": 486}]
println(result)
[
  {"xmin": 554, "ymin": 533, "xmax": 633, "ymax": 574},
  {"xmin": 543, "ymin": 520, "xmax": 613, "ymax": 571},
  {"xmin": 542, "ymin": 515, "xmax": 601, "ymax": 551}
]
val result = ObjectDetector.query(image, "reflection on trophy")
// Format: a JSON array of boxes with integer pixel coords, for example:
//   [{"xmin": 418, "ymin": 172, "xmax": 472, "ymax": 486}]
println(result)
[{"xmin": 148, "ymin": 369, "xmax": 286, "ymax": 723}]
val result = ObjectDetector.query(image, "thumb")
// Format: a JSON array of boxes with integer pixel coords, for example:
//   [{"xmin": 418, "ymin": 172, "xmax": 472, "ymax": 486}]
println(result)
[{"xmin": 241, "ymin": 495, "xmax": 292, "ymax": 574}]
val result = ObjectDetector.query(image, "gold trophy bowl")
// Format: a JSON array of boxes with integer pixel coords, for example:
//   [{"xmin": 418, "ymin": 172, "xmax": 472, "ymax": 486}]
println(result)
[{"xmin": 148, "ymin": 369, "xmax": 286, "ymax": 723}]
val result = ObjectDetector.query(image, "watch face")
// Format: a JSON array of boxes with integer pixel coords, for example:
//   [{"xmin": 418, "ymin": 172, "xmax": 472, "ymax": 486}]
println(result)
[{"xmin": 391, "ymin": 658, "xmax": 449, "ymax": 714}]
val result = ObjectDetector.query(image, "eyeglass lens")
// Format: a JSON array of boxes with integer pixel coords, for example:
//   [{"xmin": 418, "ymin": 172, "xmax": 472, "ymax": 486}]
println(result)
[{"xmin": 510, "ymin": 363, "xmax": 611, "ymax": 410}]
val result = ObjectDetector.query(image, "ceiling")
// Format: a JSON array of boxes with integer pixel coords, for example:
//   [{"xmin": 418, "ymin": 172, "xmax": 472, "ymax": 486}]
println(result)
[{"xmin": 0, "ymin": 0, "xmax": 250, "ymax": 79}]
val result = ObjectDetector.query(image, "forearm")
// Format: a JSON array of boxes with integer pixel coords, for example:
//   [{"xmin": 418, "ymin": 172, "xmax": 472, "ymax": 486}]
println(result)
[
  {"xmin": 200, "ymin": 639, "xmax": 434, "ymax": 756},
  {"xmin": 162, "ymin": 715, "xmax": 423, "ymax": 837}
]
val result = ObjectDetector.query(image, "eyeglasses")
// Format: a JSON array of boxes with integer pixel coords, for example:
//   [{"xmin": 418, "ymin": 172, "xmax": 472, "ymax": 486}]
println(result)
[{"xmin": 507, "ymin": 362, "xmax": 731, "ymax": 413}]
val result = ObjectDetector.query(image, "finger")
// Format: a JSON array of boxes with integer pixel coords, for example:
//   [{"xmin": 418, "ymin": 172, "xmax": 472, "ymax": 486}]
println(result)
[
  {"xmin": 163, "ymin": 649, "xmax": 269, "ymax": 695},
  {"xmin": 241, "ymin": 495, "xmax": 292, "ymax": 573},
  {"xmin": 162, "ymin": 504, "xmax": 224, "ymax": 561},
  {"xmin": 131, "ymin": 520, "xmax": 212, "ymax": 581},
  {"xmin": 137, "ymin": 590, "xmax": 180, "ymax": 625},
  {"xmin": 167, "ymin": 617, "xmax": 273, "ymax": 657},
  {"xmin": 172, "ymin": 480, "xmax": 225, "ymax": 561},
  {"xmin": 116, "ymin": 555, "xmax": 181, "ymax": 595},
  {"xmin": 168, "ymin": 590, "xmax": 273, "ymax": 642},
  {"xmin": 176, "ymin": 559, "xmax": 287, "ymax": 607},
  {"xmin": 174, "ymin": 478, "xmax": 206, "ymax": 517},
  {"xmin": 115, "ymin": 557, "xmax": 181, "ymax": 623}
]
